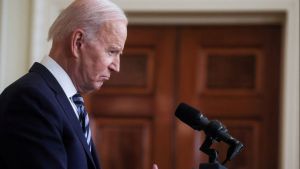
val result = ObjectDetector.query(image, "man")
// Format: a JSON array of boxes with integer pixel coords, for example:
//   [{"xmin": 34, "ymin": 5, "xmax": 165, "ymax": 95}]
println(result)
[{"xmin": 0, "ymin": 0, "xmax": 158, "ymax": 169}]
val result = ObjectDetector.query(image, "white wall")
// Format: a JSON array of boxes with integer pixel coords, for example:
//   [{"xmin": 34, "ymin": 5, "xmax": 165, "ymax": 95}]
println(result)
[
  {"xmin": 0, "ymin": 0, "xmax": 298, "ymax": 169},
  {"xmin": 0, "ymin": 0, "xmax": 31, "ymax": 90},
  {"xmin": 29, "ymin": 0, "xmax": 72, "ymax": 65}
]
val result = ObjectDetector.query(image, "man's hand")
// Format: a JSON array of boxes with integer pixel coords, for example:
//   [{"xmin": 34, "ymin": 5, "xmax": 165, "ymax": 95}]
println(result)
[{"xmin": 153, "ymin": 164, "xmax": 158, "ymax": 169}]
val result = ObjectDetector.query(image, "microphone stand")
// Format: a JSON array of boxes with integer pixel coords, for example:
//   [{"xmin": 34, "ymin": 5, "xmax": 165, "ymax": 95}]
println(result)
[
  {"xmin": 198, "ymin": 120, "xmax": 244, "ymax": 169},
  {"xmin": 199, "ymin": 136, "xmax": 227, "ymax": 169}
]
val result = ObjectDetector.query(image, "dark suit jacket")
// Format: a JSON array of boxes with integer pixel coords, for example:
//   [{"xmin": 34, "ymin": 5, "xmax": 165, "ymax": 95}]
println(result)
[{"xmin": 0, "ymin": 63, "xmax": 101, "ymax": 169}]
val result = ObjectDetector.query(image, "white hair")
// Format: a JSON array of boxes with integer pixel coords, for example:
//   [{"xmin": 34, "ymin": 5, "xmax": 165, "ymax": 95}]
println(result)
[{"xmin": 48, "ymin": 0, "xmax": 127, "ymax": 41}]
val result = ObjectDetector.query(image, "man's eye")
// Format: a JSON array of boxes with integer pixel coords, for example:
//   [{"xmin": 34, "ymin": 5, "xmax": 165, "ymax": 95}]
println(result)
[{"xmin": 108, "ymin": 50, "xmax": 119, "ymax": 56}]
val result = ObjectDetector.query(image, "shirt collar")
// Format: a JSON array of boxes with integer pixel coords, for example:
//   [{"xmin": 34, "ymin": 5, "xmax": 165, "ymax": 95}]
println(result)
[{"xmin": 41, "ymin": 56, "xmax": 77, "ymax": 98}]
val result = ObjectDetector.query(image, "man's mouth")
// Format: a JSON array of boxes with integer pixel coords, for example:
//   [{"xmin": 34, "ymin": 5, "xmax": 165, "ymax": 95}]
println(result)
[{"xmin": 101, "ymin": 76, "xmax": 110, "ymax": 81}]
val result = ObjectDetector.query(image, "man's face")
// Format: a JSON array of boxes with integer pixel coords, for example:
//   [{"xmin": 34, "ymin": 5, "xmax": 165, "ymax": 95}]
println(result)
[{"xmin": 76, "ymin": 21, "xmax": 127, "ymax": 93}]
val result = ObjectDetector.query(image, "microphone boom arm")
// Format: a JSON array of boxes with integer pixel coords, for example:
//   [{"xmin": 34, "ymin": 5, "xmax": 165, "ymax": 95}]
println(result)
[{"xmin": 200, "ymin": 136, "xmax": 218, "ymax": 163}]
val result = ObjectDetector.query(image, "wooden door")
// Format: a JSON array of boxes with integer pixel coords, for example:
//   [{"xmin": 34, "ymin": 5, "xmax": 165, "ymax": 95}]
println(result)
[
  {"xmin": 87, "ymin": 26, "xmax": 176, "ymax": 169},
  {"xmin": 176, "ymin": 25, "xmax": 281, "ymax": 169},
  {"xmin": 87, "ymin": 25, "xmax": 282, "ymax": 169}
]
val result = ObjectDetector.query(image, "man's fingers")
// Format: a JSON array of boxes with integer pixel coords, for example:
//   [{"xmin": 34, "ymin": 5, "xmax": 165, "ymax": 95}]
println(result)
[{"xmin": 152, "ymin": 163, "xmax": 158, "ymax": 169}]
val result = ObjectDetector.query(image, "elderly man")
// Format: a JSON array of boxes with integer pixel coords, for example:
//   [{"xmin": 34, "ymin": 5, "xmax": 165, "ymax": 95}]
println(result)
[{"xmin": 0, "ymin": 1, "xmax": 158, "ymax": 169}]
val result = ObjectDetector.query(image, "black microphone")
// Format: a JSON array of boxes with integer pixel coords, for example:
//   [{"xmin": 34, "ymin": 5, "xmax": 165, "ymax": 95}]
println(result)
[
  {"xmin": 175, "ymin": 102, "xmax": 209, "ymax": 131},
  {"xmin": 175, "ymin": 103, "xmax": 244, "ymax": 162}
]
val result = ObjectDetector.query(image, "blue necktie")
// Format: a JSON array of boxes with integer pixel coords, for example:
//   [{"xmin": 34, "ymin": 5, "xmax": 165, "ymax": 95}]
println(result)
[{"xmin": 71, "ymin": 93, "xmax": 92, "ymax": 151}]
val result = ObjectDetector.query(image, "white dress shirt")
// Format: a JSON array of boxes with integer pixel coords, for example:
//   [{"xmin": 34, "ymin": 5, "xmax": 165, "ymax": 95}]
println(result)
[{"xmin": 41, "ymin": 56, "xmax": 79, "ymax": 119}]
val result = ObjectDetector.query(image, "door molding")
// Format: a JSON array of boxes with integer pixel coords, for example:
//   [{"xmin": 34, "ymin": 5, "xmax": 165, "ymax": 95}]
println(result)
[{"xmin": 126, "ymin": 12, "xmax": 285, "ymax": 25}]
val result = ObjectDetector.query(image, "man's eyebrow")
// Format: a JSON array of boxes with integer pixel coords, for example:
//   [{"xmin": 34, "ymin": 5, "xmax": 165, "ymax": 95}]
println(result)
[{"xmin": 111, "ymin": 45, "xmax": 122, "ymax": 49}]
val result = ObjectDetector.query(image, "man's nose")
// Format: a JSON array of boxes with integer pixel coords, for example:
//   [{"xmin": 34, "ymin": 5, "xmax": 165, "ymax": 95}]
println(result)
[{"xmin": 109, "ymin": 56, "xmax": 120, "ymax": 72}]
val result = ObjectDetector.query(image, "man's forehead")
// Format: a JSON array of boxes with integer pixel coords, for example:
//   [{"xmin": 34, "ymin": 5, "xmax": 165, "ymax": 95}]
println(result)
[{"xmin": 97, "ymin": 21, "xmax": 127, "ymax": 38}]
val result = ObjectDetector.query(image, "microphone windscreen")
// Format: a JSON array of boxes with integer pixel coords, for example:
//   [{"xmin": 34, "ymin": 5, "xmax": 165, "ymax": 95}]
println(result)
[{"xmin": 175, "ymin": 103, "xmax": 209, "ymax": 131}]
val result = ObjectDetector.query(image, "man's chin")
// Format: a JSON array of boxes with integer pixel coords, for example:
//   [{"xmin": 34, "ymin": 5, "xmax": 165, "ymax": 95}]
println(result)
[
  {"xmin": 95, "ymin": 82, "xmax": 104, "ymax": 90},
  {"xmin": 81, "ymin": 83, "xmax": 103, "ymax": 94}
]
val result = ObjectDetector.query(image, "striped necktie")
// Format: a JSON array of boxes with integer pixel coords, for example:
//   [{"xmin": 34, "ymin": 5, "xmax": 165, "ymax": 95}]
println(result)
[{"xmin": 71, "ymin": 93, "xmax": 92, "ymax": 151}]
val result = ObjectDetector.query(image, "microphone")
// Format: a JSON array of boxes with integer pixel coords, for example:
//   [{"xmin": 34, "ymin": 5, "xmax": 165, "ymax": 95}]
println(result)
[
  {"xmin": 175, "ymin": 102, "xmax": 210, "ymax": 131},
  {"xmin": 175, "ymin": 103, "xmax": 244, "ymax": 163}
]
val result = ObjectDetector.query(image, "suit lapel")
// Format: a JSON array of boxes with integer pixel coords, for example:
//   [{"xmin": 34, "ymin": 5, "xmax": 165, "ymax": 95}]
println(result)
[
  {"xmin": 56, "ymin": 93, "xmax": 97, "ymax": 169},
  {"xmin": 30, "ymin": 63, "xmax": 97, "ymax": 169},
  {"xmin": 91, "ymin": 139, "xmax": 101, "ymax": 169}
]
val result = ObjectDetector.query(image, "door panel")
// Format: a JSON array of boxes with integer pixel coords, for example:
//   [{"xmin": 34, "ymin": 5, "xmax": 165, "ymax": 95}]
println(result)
[
  {"xmin": 94, "ymin": 118, "xmax": 151, "ymax": 169},
  {"xmin": 177, "ymin": 26, "xmax": 281, "ymax": 169}
]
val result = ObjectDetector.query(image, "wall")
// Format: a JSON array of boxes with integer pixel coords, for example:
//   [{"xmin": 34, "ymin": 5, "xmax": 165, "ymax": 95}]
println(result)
[
  {"xmin": 0, "ymin": 0, "xmax": 31, "ymax": 90},
  {"xmin": 0, "ymin": 0, "xmax": 298, "ymax": 169}
]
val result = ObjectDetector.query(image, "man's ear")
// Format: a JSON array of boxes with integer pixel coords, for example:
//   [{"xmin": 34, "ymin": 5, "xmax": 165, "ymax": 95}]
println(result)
[{"xmin": 71, "ymin": 29, "xmax": 84, "ymax": 58}]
